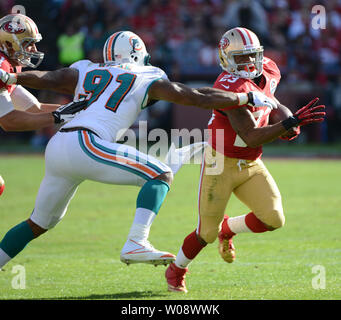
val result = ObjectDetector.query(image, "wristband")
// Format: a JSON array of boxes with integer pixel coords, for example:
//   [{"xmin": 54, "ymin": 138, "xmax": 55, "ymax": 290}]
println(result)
[
  {"xmin": 236, "ymin": 93, "xmax": 248, "ymax": 106},
  {"xmin": 281, "ymin": 116, "xmax": 299, "ymax": 130}
]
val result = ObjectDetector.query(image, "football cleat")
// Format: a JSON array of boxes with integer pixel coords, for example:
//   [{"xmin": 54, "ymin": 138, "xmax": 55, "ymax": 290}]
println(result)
[
  {"xmin": 218, "ymin": 215, "xmax": 236, "ymax": 263},
  {"xmin": 120, "ymin": 239, "xmax": 175, "ymax": 266},
  {"xmin": 165, "ymin": 263, "xmax": 188, "ymax": 293}
]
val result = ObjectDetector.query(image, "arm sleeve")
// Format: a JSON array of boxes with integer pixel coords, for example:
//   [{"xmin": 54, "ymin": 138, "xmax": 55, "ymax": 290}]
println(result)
[
  {"xmin": 139, "ymin": 66, "xmax": 169, "ymax": 109},
  {"xmin": 10, "ymin": 85, "xmax": 40, "ymax": 111},
  {"xmin": 0, "ymin": 90, "xmax": 15, "ymax": 117},
  {"xmin": 69, "ymin": 59, "xmax": 90, "ymax": 99}
]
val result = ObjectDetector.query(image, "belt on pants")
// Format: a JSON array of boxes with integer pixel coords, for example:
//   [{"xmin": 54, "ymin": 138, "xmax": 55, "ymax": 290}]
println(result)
[{"xmin": 59, "ymin": 127, "xmax": 99, "ymax": 137}]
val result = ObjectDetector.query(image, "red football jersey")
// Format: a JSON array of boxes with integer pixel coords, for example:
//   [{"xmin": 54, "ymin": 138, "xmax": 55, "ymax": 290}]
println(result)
[
  {"xmin": 0, "ymin": 52, "xmax": 21, "ymax": 94},
  {"xmin": 208, "ymin": 57, "xmax": 281, "ymax": 160}
]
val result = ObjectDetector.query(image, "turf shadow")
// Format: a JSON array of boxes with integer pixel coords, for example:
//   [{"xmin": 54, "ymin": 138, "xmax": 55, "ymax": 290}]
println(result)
[{"xmin": 46, "ymin": 290, "xmax": 168, "ymax": 300}]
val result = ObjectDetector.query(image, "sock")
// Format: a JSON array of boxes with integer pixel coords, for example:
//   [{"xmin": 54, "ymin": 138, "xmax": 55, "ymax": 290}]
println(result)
[
  {"xmin": 127, "ymin": 208, "xmax": 156, "ymax": 242},
  {"xmin": 127, "ymin": 179, "xmax": 169, "ymax": 243},
  {"xmin": 225, "ymin": 212, "xmax": 268, "ymax": 236},
  {"xmin": 0, "ymin": 221, "xmax": 34, "ymax": 268},
  {"xmin": 175, "ymin": 230, "xmax": 206, "ymax": 269},
  {"xmin": 0, "ymin": 248, "xmax": 11, "ymax": 269},
  {"xmin": 136, "ymin": 179, "xmax": 169, "ymax": 213}
]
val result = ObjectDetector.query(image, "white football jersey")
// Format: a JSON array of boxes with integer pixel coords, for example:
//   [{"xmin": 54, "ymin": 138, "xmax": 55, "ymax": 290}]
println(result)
[{"xmin": 62, "ymin": 59, "xmax": 168, "ymax": 142}]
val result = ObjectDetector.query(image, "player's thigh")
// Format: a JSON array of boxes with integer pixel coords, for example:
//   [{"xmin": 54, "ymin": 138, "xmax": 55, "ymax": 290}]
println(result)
[
  {"xmin": 76, "ymin": 130, "xmax": 171, "ymax": 186},
  {"xmin": 233, "ymin": 161, "xmax": 284, "ymax": 228},
  {"xmin": 197, "ymin": 148, "xmax": 233, "ymax": 243},
  {"xmin": 30, "ymin": 173, "xmax": 82, "ymax": 230}
]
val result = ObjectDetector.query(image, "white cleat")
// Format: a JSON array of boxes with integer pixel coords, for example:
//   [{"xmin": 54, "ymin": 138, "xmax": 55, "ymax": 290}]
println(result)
[
  {"xmin": 120, "ymin": 239, "xmax": 175, "ymax": 266},
  {"xmin": 164, "ymin": 142, "xmax": 207, "ymax": 175}
]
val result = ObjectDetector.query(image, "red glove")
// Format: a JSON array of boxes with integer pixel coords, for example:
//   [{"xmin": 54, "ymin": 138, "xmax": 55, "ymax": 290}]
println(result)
[{"xmin": 281, "ymin": 98, "xmax": 326, "ymax": 130}]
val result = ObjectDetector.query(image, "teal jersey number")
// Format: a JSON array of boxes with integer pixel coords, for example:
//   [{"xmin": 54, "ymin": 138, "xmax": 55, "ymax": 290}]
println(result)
[
  {"xmin": 105, "ymin": 73, "xmax": 136, "ymax": 112},
  {"xmin": 83, "ymin": 70, "xmax": 136, "ymax": 112},
  {"xmin": 83, "ymin": 69, "xmax": 113, "ymax": 106}
]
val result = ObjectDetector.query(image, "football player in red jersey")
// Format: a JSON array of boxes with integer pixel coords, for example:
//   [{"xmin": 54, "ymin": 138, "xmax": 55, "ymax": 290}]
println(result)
[
  {"xmin": 0, "ymin": 13, "xmax": 85, "ymax": 132},
  {"xmin": 165, "ymin": 27, "xmax": 326, "ymax": 293},
  {"xmin": 0, "ymin": 13, "xmax": 88, "ymax": 196}
]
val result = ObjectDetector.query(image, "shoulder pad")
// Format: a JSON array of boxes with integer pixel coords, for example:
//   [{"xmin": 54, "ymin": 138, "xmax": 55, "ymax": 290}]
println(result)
[{"xmin": 263, "ymin": 57, "xmax": 281, "ymax": 78}]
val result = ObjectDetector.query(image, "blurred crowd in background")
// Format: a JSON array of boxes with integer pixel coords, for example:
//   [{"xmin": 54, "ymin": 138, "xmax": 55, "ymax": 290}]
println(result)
[{"xmin": 0, "ymin": 0, "xmax": 340, "ymax": 148}]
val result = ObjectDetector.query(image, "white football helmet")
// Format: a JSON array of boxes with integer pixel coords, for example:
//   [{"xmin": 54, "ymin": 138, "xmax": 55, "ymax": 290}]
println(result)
[
  {"xmin": 0, "ymin": 14, "xmax": 44, "ymax": 68},
  {"xmin": 103, "ymin": 31, "xmax": 151, "ymax": 66},
  {"xmin": 218, "ymin": 27, "xmax": 263, "ymax": 79}
]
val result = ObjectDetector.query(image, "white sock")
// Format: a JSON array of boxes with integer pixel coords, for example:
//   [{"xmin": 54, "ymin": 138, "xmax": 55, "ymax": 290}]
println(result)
[
  {"xmin": 174, "ymin": 248, "xmax": 192, "ymax": 269},
  {"xmin": 127, "ymin": 208, "xmax": 156, "ymax": 242},
  {"xmin": 133, "ymin": 208, "xmax": 156, "ymax": 226},
  {"xmin": 0, "ymin": 248, "xmax": 11, "ymax": 269},
  {"xmin": 227, "ymin": 214, "xmax": 252, "ymax": 234}
]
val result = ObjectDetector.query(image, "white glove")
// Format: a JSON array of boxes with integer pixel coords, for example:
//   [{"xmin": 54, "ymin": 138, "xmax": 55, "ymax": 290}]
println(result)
[
  {"xmin": 247, "ymin": 91, "xmax": 278, "ymax": 110},
  {"xmin": 0, "ymin": 69, "xmax": 17, "ymax": 85}
]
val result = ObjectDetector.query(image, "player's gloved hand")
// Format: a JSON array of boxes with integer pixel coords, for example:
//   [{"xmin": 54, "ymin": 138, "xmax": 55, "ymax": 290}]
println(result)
[
  {"xmin": 0, "ymin": 69, "xmax": 17, "ymax": 85},
  {"xmin": 52, "ymin": 99, "xmax": 88, "ymax": 124},
  {"xmin": 281, "ymin": 98, "xmax": 326, "ymax": 130},
  {"xmin": 280, "ymin": 126, "xmax": 300, "ymax": 141},
  {"xmin": 246, "ymin": 91, "xmax": 278, "ymax": 110}
]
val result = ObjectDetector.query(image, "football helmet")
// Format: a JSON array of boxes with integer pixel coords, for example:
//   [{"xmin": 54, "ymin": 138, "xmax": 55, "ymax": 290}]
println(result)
[
  {"xmin": 0, "ymin": 14, "xmax": 44, "ymax": 68},
  {"xmin": 103, "ymin": 31, "xmax": 151, "ymax": 66},
  {"xmin": 218, "ymin": 27, "xmax": 263, "ymax": 79}
]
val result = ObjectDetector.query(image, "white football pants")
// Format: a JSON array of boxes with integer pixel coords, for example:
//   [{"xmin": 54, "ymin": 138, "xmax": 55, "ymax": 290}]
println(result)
[{"xmin": 30, "ymin": 130, "xmax": 171, "ymax": 229}]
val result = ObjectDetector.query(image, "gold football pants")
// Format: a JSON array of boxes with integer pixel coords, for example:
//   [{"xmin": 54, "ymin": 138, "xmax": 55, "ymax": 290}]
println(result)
[{"xmin": 197, "ymin": 145, "xmax": 285, "ymax": 243}]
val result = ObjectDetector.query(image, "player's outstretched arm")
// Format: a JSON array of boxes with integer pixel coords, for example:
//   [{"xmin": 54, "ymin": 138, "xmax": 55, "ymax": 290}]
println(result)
[
  {"xmin": 0, "ymin": 100, "xmax": 87, "ymax": 131},
  {"xmin": 0, "ymin": 68, "xmax": 78, "ymax": 95},
  {"xmin": 27, "ymin": 103, "xmax": 64, "ymax": 113},
  {"xmin": 148, "ymin": 79, "xmax": 277, "ymax": 110},
  {"xmin": 0, "ymin": 109, "xmax": 54, "ymax": 131}
]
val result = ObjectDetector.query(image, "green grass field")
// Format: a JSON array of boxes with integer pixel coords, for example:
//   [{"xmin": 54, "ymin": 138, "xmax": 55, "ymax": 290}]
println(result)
[{"xmin": 0, "ymin": 155, "xmax": 340, "ymax": 300}]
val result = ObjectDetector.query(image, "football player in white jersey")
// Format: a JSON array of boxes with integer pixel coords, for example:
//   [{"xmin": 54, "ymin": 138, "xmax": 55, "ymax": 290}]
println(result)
[{"xmin": 0, "ymin": 31, "xmax": 277, "ymax": 272}]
